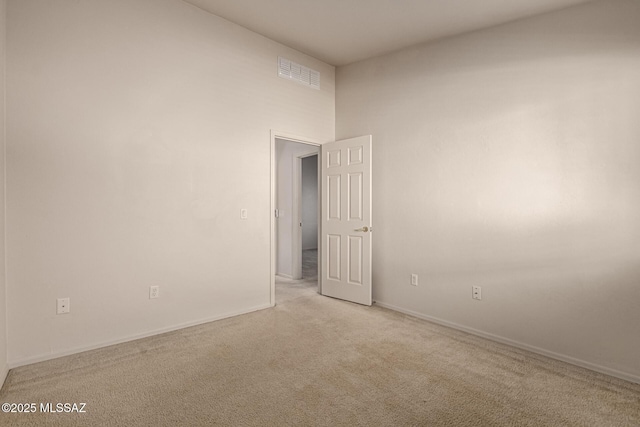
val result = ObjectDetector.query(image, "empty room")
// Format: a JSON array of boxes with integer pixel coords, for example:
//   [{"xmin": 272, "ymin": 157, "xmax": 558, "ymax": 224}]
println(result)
[{"xmin": 1, "ymin": 0, "xmax": 639, "ymax": 425}]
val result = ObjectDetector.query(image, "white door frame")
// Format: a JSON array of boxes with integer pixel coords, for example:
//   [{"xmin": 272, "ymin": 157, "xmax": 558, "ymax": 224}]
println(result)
[
  {"xmin": 292, "ymin": 151, "xmax": 319, "ymax": 280},
  {"xmin": 270, "ymin": 130, "xmax": 322, "ymax": 306}
]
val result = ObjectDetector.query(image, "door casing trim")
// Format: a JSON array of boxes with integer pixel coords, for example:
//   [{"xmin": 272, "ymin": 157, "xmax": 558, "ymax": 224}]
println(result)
[{"xmin": 270, "ymin": 130, "xmax": 324, "ymax": 306}]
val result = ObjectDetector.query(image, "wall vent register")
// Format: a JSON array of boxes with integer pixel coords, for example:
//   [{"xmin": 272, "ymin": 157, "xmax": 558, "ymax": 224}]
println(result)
[{"xmin": 278, "ymin": 57, "xmax": 320, "ymax": 90}]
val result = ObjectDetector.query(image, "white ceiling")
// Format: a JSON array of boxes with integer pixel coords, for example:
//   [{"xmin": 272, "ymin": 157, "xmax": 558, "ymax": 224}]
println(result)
[{"xmin": 182, "ymin": 0, "xmax": 594, "ymax": 66}]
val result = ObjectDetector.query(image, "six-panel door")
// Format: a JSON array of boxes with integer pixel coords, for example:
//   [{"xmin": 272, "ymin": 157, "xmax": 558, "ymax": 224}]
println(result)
[{"xmin": 321, "ymin": 135, "xmax": 372, "ymax": 306}]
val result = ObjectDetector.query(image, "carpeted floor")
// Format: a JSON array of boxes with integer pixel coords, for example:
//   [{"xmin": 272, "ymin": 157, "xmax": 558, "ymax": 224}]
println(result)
[{"xmin": 1, "ymin": 258, "xmax": 639, "ymax": 426}]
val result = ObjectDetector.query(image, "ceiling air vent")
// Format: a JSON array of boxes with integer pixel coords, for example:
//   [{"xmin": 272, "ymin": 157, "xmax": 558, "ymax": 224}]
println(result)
[{"xmin": 278, "ymin": 57, "xmax": 320, "ymax": 90}]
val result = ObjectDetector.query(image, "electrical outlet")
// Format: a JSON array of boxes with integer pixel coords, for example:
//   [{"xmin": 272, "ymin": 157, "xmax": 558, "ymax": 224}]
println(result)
[
  {"xmin": 240, "ymin": 209, "xmax": 248, "ymax": 219},
  {"xmin": 472, "ymin": 286, "xmax": 482, "ymax": 300},
  {"xmin": 149, "ymin": 286, "xmax": 160, "ymax": 299},
  {"xmin": 57, "ymin": 298, "xmax": 70, "ymax": 314},
  {"xmin": 411, "ymin": 274, "xmax": 418, "ymax": 286}
]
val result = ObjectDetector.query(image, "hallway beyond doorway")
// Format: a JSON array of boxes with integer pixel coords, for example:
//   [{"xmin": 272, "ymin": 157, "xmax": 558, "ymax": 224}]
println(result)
[{"xmin": 276, "ymin": 249, "xmax": 317, "ymax": 304}]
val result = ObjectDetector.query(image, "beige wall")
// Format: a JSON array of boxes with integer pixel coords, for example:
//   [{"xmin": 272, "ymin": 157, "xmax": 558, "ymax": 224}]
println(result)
[
  {"xmin": 0, "ymin": 0, "xmax": 7, "ymax": 386},
  {"xmin": 336, "ymin": 0, "xmax": 640, "ymax": 381},
  {"xmin": 6, "ymin": 0, "xmax": 334, "ymax": 366}
]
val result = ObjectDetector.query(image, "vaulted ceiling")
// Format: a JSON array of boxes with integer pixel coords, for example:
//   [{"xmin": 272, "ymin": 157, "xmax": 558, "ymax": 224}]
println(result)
[{"xmin": 182, "ymin": 0, "xmax": 594, "ymax": 66}]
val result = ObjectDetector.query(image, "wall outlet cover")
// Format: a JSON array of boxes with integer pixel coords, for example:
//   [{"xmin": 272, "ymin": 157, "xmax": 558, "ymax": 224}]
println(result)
[
  {"xmin": 149, "ymin": 286, "xmax": 160, "ymax": 299},
  {"xmin": 57, "ymin": 298, "xmax": 70, "ymax": 314}
]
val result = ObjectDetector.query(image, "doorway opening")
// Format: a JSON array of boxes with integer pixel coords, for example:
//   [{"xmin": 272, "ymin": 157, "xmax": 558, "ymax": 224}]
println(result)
[
  {"xmin": 295, "ymin": 152, "xmax": 318, "ymax": 281},
  {"xmin": 271, "ymin": 132, "xmax": 373, "ymax": 307},
  {"xmin": 271, "ymin": 132, "xmax": 321, "ymax": 306}
]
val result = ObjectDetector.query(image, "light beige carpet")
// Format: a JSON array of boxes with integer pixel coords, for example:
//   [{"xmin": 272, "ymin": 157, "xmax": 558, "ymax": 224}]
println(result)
[{"xmin": 1, "ymin": 276, "xmax": 639, "ymax": 426}]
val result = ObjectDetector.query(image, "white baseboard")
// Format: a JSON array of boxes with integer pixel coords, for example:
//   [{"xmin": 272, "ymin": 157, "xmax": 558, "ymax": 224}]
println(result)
[
  {"xmin": 0, "ymin": 364, "xmax": 8, "ymax": 391},
  {"xmin": 8, "ymin": 303, "xmax": 272, "ymax": 369},
  {"xmin": 276, "ymin": 273, "xmax": 294, "ymax": 279},
  {"xmin": 374, "ymin": 300, "xmax": 640, "ymax": 385}
]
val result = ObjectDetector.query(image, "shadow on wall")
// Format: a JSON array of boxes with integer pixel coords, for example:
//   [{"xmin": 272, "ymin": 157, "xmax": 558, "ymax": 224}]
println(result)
[{"xmin": 336, "ymin": 0, "xmax": 640, "ymax": 379}]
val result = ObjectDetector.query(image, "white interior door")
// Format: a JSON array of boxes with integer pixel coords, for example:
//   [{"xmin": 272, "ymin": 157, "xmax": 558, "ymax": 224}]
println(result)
[{"xmin": 321, "ymin": 135, "xmax": 372, "ymax": 306}]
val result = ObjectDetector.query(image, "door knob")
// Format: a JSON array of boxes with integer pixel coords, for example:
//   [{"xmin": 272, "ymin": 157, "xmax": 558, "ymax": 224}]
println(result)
[{"xmin": 354, "ymin": 226, "xmax": 369, "ymax": 232}]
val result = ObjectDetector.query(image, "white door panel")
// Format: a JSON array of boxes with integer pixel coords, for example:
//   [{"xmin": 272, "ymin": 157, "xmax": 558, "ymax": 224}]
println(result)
[{"xmin": 321, "ymin": 135, "xmax": 372, "ymax": 306}]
